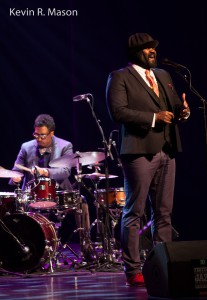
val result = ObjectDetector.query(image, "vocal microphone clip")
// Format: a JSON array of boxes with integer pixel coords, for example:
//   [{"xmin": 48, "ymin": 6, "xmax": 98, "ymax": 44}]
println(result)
[
  {"xmin": 108, "ymin": 130, "xmax": 118, "ymax": 151},
  {"xmin": 73, "ymin": 93, "xmax": 92, "ymax": 102}
]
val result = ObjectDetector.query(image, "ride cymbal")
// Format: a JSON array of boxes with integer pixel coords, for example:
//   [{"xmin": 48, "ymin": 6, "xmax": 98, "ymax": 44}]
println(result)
[{"xmin": 49, "ymin": 151, "xmax": 105, "ymax": 168}]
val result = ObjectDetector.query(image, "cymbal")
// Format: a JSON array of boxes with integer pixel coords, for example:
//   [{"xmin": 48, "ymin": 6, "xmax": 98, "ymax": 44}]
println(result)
[
  {"xmin": 49, "ymin": 151, "xmax": 105, "ymax": 168},
  {"xmin": 0, "ymin": 169, "xmax": 24, "ymax": 178},
  {"xmin": 82, "ymin": 172, "xmax": 118, "ymax": 180}
]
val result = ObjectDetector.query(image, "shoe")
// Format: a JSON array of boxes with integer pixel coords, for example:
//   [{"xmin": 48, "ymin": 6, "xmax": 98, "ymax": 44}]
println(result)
[{"xmin": 126, "ymin": 273, "xmax": 145, "ymax": 287}]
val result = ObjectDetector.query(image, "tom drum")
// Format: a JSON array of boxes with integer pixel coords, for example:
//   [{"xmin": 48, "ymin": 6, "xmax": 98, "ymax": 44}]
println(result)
[
  {"xmin": 29, "ymin": 177, "xmax": 57, "ymax": 209},
  {"xmin": 55, "ymin": 190, "xmax": 80, "ymax": 210}
]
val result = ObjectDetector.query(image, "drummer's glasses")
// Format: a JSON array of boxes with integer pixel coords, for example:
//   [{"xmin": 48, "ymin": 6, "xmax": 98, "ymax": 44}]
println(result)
[{"xmin": 33, "ymin": 132, "xmax": 50, "ymax": 140}]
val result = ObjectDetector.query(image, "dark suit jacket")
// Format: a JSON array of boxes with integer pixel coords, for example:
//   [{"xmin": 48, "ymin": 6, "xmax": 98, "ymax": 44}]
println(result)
[
  {"xmin": 106, "ymin": 65, "xmax": 183, "ymax": 155},
  {"xmin": 9, "ymin": 136, "xmax": 73, "ymax": 190}
]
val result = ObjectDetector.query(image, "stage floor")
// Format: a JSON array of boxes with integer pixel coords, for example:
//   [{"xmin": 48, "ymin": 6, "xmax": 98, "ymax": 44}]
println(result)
[
  {"xmin": 1, "ymin": 243, "xmax": 207, "ymax": 300},
  {"xmin": 0, "ymin": 242, "xmax": 150, "ymax": 300}
]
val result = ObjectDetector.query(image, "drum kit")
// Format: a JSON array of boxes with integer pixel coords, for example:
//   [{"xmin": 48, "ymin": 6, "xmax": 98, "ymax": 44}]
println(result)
[{"xmin": 0, "ymin": 152, "xmax": 125, "ymax": 274}]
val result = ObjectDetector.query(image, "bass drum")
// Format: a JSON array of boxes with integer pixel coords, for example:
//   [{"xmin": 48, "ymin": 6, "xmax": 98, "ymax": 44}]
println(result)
[{"xmin": 0, "ymin": 212, "xmax": 58, "ymax": 273}]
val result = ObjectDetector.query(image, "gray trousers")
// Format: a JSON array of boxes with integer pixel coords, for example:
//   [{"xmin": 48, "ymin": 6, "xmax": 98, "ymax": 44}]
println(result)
[{"xmin": 121, "ymin": 151, "xmax": 175, "ymax": 276}]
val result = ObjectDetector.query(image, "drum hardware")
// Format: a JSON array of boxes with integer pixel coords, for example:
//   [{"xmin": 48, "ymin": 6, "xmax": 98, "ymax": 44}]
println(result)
[
  {"xmin": 53, "ymin": 242, "xmax": 81, "ymax": 269},
  {"xmin": 73, "ymin": 158, "xmax": 88, "ymax": 259},
  {"xmin": 14, "ymin": 184, "xmax": 28, "ymax": 212},
  {"xmin": 84, "ymin": 174, "xmax": 123, "ymax": 270},
  {"xmin": 76, "ymin": 158, "xmax": 123, "ymax": 270},
  {"xmin": 43, "ymin": 208, "xmax": 85, "ymax": 269}
]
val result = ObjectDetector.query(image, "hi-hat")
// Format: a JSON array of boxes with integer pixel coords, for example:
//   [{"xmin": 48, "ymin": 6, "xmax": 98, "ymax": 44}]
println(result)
[
  {"xmin": 81, "ymin": 172, "xmax": 118, "ymax": 180},
  {"xmin": 49, "ymin": 151, "xmax": 105, "ymax": 168},
  {"xmin": 0, "ymin": 168, "xmax": 24, "ymax": 178}
]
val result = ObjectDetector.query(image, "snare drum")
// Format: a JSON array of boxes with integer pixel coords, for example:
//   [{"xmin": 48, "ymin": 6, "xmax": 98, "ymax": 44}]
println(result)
[
  {"xmin": 29, "ymin": 177, "xmax": 57, "ymax": 209},
  {"xmin": 0, "ymin": 192, "xmax": 17, "ymax": 218},
  {"xmin": 56, "ymin": 190, "xmax": 79, "ymax": 210},
  {"xmin": 0, "ymin": 212, "xmax": 58, "ymax": 272}
]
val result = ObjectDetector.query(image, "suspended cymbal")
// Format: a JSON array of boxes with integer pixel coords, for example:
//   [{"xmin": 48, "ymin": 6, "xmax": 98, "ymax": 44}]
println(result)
[
  {"xmin": 81, "ymin": 172, "xmax": 118, "ymax": 180},
  {"xmin": 49, "ymin": 151, "xmax": 105, "ymax": 168},
  {"xmin": 0, "ymin": 169, "xmax": 24, "ymax": 178}
]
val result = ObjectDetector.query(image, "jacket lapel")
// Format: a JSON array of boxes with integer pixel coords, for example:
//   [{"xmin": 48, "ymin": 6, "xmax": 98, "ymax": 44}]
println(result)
[{"xmin": 127, "ymin": 66, "xmax": 161, "ymax": 107}]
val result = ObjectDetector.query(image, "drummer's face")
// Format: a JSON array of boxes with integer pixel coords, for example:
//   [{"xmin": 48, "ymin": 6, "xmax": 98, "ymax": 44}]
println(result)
[{"xmin": 33, "ymin": 126, "xmax": 54, "ymax": 148}]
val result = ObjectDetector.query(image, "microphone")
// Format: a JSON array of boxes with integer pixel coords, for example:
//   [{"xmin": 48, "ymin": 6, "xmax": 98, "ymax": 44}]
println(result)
[
  {"xmin": 73, "ymin": 93, "xmax": 92, "ymax": 102},
  {"xmin": 162, "ymin": 58, "xmax": 186, "ymax": 69}
]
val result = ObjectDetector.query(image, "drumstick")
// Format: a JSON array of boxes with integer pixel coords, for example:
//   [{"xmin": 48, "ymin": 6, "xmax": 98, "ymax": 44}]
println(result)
[{"xmin": 15, "ymin": 163, "xmax": 32, "ymax": 173}]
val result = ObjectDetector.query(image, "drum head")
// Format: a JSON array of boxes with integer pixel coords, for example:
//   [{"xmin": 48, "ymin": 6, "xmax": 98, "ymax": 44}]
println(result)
[
  {"xmin": 0, "ymin": 213, "xmax": 46, "ymax": 272},
  {"xmin": 29, "ymin": 200, "xmax": 56, "ymax": 209}
]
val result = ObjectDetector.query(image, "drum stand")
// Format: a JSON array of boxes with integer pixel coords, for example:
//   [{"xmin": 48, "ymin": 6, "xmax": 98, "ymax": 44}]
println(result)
[
  {"xmin": 90, "ymin": 180, "xmax": 105, "ymax": 246},
  {"xmin": 14, "ymin": 184, "xmax": 25, "ymax": 212},
  {"xmin": 88, "ymin": 178, "xmax": 123, "ymax": 271},
  {"xmin": 73, "ymin": 158, "xmax": 97, "ymax": 266},
  {"xmin": 53, "ymin": 242, "xmax": 81, "ymax": 270},
  {"xmin": 48, "ymin": 209, "xmax": 82, "ymax": 270}
]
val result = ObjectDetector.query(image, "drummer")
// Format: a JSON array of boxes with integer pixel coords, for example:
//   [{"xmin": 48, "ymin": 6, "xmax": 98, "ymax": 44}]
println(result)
[
  {"xmin": 9, "ymin": 114, "xmax": 73, "ymax": 190},
  {"xmin": 9, "ymin": 114, "xmax": 93, "ymax": 261}
]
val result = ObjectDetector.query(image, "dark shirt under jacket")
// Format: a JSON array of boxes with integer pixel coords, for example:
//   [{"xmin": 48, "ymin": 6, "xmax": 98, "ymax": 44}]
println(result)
[{"xmin": 9, "ymin": 136, "xmax": 73, "ymax": 190}]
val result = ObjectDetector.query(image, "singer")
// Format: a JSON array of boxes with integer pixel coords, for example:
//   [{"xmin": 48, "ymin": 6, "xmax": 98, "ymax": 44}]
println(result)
[{"xmin": 106, "ymin": 32, "xmax": 190, "ymax": 287}]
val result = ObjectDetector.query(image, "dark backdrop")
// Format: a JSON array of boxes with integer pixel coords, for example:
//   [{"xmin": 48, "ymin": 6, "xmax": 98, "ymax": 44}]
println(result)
[{"xmin": 1, "ymin": 0, "xmax": 207, "ymax": 241}]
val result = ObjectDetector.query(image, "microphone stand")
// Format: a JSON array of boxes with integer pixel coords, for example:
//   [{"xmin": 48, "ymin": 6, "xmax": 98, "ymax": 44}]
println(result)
[
  {"xmin": 173, "ymin": 66, "xmax": 207, "ymax": 170},
  {"xmin": 76, "ymin": 95, "xmax": 121, "ymax": 270},
  {"xmin": 0, "ymin": 218, "xmax": 30, "ymax": 275},
  {"xmin": 111, "ymin": 140, "xmax": 124, "ymax": 175}
]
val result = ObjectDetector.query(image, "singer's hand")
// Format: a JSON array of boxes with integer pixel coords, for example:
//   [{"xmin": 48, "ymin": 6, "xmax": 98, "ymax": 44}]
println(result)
[
  {"xmin": 155, "ymin": 111, "xmax": 174, "ymax": 124},
  {"xmin": 31, "ymin": 166, "xmax": 49, "ymax": 177},
  {"xmin": 179, "ymin": 93, "xmax": 190, "ymax": 120}
]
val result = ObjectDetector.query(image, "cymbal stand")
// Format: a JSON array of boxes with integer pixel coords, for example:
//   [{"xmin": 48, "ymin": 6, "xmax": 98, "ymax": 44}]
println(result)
[
  {"xmin": 14, "ymin": 184, "xmax": 25, "ymax": 212},
  {"xmin": 74, "ymin": 158, "xmax": 84, "ymax": 245},
  {"xmin": 74, "ymin": 94, "xmax": 122, "ymax": 270},
  {"xmin": 90, "ymin": 178, "xmax": 105, "ymax": 249},
  {"xmin": 74, "ymin": 157, "xmax": 96, "ymax": 264},
  {"xmin": 44, "ymin": 209, "xmax": 81, "ymax": 270}
]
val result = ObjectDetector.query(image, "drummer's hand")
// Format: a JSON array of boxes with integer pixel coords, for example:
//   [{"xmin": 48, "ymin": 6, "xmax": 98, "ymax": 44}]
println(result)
[
  {"xmin": 31, "ymin": 166, "xmax": 49, "ymax": 177},
  {"xmin": 12, "ymin": 177, "xmax": 22, "ymax": 183}
]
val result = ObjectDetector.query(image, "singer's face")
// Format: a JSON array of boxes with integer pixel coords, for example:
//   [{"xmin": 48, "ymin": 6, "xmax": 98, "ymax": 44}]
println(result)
[
  {"xmin": 135, "ymin": 48, "xmax": 157, "ymax": 69},
  {"xmin": 33, "ymin": 126, "xmax": 54, "ymax": 148}
]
